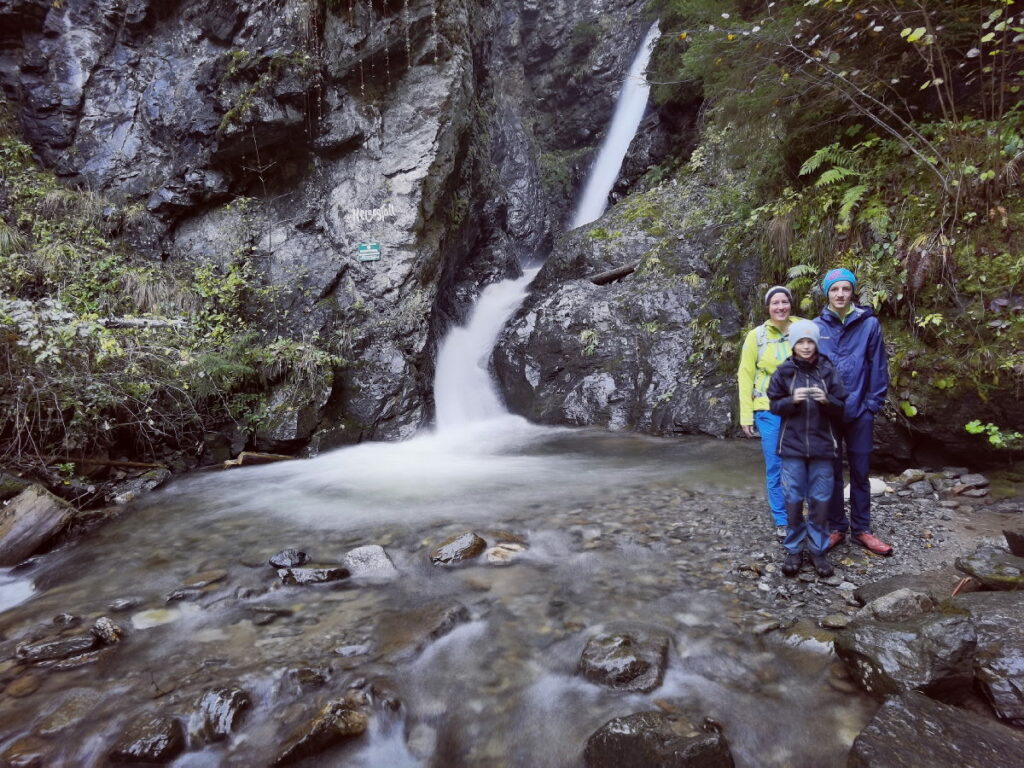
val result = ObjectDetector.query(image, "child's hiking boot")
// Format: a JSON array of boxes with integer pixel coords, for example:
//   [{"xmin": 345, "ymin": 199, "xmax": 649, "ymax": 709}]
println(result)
[
  {"xmin": 810, "ymin": 552, "xmax": 834, "ymax": 578},
  {"xmin": 782, "ymin": 552, "xmax": 802, "ymax": 577}
]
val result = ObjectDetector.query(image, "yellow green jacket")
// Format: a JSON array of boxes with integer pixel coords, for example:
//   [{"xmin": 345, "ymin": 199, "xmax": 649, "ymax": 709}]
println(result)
[{"xmin": 736, "ymin": 317, "xmax": 802, "ymax": 425}]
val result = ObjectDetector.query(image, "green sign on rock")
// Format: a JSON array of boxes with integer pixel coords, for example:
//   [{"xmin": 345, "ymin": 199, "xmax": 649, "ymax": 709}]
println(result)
[{"xmin": 357, "ymin": 243, "xmax": 381, "ymax": 262}]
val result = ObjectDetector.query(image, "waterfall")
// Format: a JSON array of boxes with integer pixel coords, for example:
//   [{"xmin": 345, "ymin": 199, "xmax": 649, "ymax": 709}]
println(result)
[
  {"xmin": 430, "ymin": 22, "xmax": 661, "ymax": 431},
  {"xmin": 433, "ymin": 269, "xmax": 538, "ymax": 430},
  {"xmin": 569, "ymin": 22, "xmax": 660, "ymax": 229}
]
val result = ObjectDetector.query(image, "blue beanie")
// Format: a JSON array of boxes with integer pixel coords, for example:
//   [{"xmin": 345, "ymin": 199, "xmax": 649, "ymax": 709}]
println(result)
[
  {"xmin": 822, "ymin": 267, "xmax": 857, "ymax": 294},
  {"xmin": 788, "ymin": 319, "xmax": 820, "ymax": 346}
]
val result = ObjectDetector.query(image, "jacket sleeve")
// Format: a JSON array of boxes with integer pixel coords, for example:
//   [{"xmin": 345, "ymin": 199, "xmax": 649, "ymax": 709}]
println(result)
[
  {"xmin": 823, "ymin": 364, "xmax": 848, "ymax": 419},
  {"xmin": 767, "ymin": 367, "xmax": 796, "ymax": 416},
  {"xmin": 864, "ymin": 318, "xmax": 890, "ymax": 413},
  {"xmin": 736, "ymin": 328, "xmax": 758, "ymax": 426}
]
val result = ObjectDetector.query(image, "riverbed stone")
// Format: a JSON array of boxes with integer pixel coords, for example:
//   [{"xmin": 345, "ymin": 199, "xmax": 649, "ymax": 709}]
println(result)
[
  {"xmin": 36, "ymin": 689, "xmax": 103, "ymax": 736},
  {"xmin": 1, "ymin": 735, "xmax": 52, "ymax": 768},
  {"xmin": 188, "ymin": 687, "xmax": 251, "ymax": 744},
  {"xmin": 0, "ymin": 484, "xmax": 76, "ymax": 566},
  {"xmin": 430, "ymin": 532, "xmax": 487, "ymax": 565},
  {"xmin": 5, "ymin": 674, "xmax": 40, "ymax": 698},
  {"xmin": 955, "ymin": 545, "xmax": 1024, "ymax": 591},
  {"xmin": 834, "ymin": 612, "xmax": 977, "ymax": 701},
  {"xmin": 270, "ymin": 549, "xmax": 310, "ymax": 569},
  {"xmin": 342, "ymin": 545, "xmax": 398, "ymax": 579},
  {"xmin": 184, "ymin": 569, "xmax": 228, "ymax": 588},
  {"xmin": 109, "ymin": 468, "xmax": 171, "ymax": 505},
  {"xmin": 273, "ymin": 696, "xmax": 368, "ymax": 766},
  {"xmin": 583, "ymin": 711, "xmax": 735, "ymax": 768},
  {"xmin": 954, "ymin": 590, "xmax": 1024, "ymax": 726},
  {"xmin": 16, "ymin": 634, "xmax": 97, "ymax": 663},
  {"xmin": 91, "ymin": 616, "xmax": 125, "ymax": 644},
  {"xmin": 1005, "ymin": 528, "xmax": 1024, "ymax": 557},
  {"xmin": 898, "ymin": 469, "xmax": 926, "ymax": 485},
  {"xmin": 578, "ymin": 628, "xmax": 670, "ymax": 693},
  {"xmin": 848, "ymin": 691, "xmax": 1024, "ymax": 767},
  {"xmin": 277, "ymin": 566, "xmax": 350, "ymax": 585},
  {"xmin": 959, "ymin": 473, "xmax": 990, "ymax": 489},
  {"xmin": 109, "ymin": 713, "xmax": 185, "ymax": 763},
  {"xmin": 856, "ymin": 588, "xmax": 935, "ymax": 623},
  {"xmin": 853, "ymin": 568, "xmax": 963, "ymax": 606},
  {"xmin": 485, "ymin": 542, "xmax": 527, "ymax": 565}
]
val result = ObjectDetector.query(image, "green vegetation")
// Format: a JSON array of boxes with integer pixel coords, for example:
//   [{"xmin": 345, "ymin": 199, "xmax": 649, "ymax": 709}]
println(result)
[
  {"xmin": 0, "ymin": 133, "xmax": 341, "ymax": 478},
  {"xmin": 647, "ymin": 0, "xmax": 1024, "ymax": 434}
]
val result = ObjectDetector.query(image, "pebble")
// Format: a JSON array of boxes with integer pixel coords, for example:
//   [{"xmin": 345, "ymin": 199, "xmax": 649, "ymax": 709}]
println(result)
[
  {"xmin": 4, "ymin": 675, "xmax": 40, "ymax": 698},
  {"xmin": 820, "ymin": 614, "xmax": 850, "ymax": 629}
]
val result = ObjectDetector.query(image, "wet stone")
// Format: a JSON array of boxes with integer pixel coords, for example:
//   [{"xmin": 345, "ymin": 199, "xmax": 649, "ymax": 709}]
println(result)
[
  {"xmin": 51, "ymin": 648, "xmax": 111, "ymax": 670},
  {"xmin": 1, "ymin": 736, "xmax": 52, "ymax": 768},
  {"xmin": 954, "ymin": 590, "xmax": 1024, "ymax": 727},
  {"xmin": 269, "ymin": 548, "xmax": 310, "ymax": 569},
  {"xmin": 959, "ymin": 473, "xmax": 989, "ymax": 489},
  {"xmin": 108, "ymin": 597, "xmax": 142, "ymax": 612},
  {"xmin": 955, "ymin": 545, "xmax": 1024, "ymax": 591},
  {"xmin": 5, "ymin": 674, "xmax": 40, "ymax": 697},
  {"xmin": 91, "ymin": 616, "xmax": 125, "ymax": 644},
  {"xmin": 962, "ymin": 488, "xmax": 990, "ymax": 498},
  {"xmin": 36, "ymin": 690, "xmax": 103, "ymax": 735},
  {"xmin": 273, "ymin": 696, "xmax": 368, "ymax": 766},
  {"xmin": 821, "ymin": 614, "xmax": 851, "ymax": 629},
  {"xmin": 583, "ymin": 711, "xmax": 735, "ymax": 768},
  {"xmin": 16, "ymin": 634, "xmax": 97, "ymax": 662},
  {"xmin": 53, "ymin": 612, "xmax": 81, "ymax": 627},
  {"xmin": 166, "ymin": 587, "xmax": 205, "ymax": 602},
  {"xmin": 834, "ymin": 612, "xmax": 977, "ymax": 701},
  {"xmin": 184, "ymin": 569, "xmax": 227, "ymax": 588},
  {"xmin": 578, "ymin": 629, "xmax": 670, "ymax": 693},
  {"xmin": 485, "ymin": 542, "xmax": 527, "ymax": 565},
  {"xmin": 109, "ymin": 713, "xmax": 185, "ymax": 763},
  {"xmin": 848, "ymin": 691, "xmax": 1024, "ymax": 767},
  {"xmin": 188, "ymin": 687, "xmax": 251, "ymax": 745},
  {"xmin": 277, "ymin": 566, "xmax": 350, "ymax": 585},
  {"xmin": 430, "ymin": 531, "xmax": 487, "ymax": 565},
  {"xmin": 898, "ymin": 469, "xmax": 926, "ymax": 485},
  {"xmin": 1004, "ymin": 528, "xmax": 1024, "ymax": 557},
  {"xmin": 857, "ymin": 588, "xmax": 934, "ymax": 623},
  {"xmin": 342, "ymin": 545, "xmax": 398, "ymax": 579}
]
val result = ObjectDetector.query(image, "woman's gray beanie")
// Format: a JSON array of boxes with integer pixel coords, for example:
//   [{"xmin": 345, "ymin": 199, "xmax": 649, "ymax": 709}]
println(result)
[{"xmin": 764, "ymin": 285, "xmax": 793, "ymax": 306}]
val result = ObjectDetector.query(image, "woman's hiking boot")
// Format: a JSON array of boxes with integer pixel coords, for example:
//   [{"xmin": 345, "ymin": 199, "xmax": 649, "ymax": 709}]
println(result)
[
  {"xmin": 782, "ymin": 552, "xmax": 803, "ymax": 577},
  {"xmin": 811, "ymin": 552, "xmax": 834, "ymax": 578}
]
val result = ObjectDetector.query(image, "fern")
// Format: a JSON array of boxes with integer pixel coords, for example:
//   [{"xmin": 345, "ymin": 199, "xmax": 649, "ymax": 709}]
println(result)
[
  {"xmin": 815, "ymin": 167, "xmax": 859, "ymax": 186},
  {"xmin": 839, "ymin": 184, "xmax": 869, "ymax": 223},
  {"xmin": 786, "ymin": 263, "xmax": 818, "ymax": 281},
  {"xmin": 799, "ymin": 143, "xmax": 846, "ymax": 176}
]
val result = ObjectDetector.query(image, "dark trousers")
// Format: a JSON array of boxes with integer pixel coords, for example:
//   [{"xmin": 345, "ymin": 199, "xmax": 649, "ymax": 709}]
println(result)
[{"xmin": 829, "ymin": 412, "xmax": 874, "ymax": 534}]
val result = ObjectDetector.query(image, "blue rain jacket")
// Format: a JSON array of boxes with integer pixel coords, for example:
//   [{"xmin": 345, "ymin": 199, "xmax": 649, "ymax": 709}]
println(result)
[{"xmin": 813, "ymin": 305, "xmax": 890, "ymax": 424}]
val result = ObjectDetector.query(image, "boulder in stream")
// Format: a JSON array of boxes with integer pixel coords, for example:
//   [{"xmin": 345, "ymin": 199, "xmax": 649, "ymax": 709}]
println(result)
[
  {"xmin": 270, "ymin": 548, "xmax": 311, "ymax": 569},
  {"xmin": 342, "ymin": 545, "xmax": 398, "ymax": 579},
  {"xmin": 277, "ymin": 566, "xmax": 350, "ymax": 585},
  {"xmin": 856, "ymin": 588, "xmax": 935, "ymax": 623},
  {"xmin": 188, "ymin": 687, "xmax": 251, "ymax": 744},
  {"xmin": 583, "ymin": 711, "xmax": 735, "ymax": 768},
  {"xmin": 955, "ymin": 590, "xmax": 1024, "ymax": 727},
  {"xmin": 16, "ymin": 634, "xmax": 97, "ymax": 663},
  {"xmin": 853, "ymin": 567, "xmax": 964, "ymax": 606},
  {"xmin": 0, "ymin": 484, "xmax": 76, "ymax": 566},
  {"xmin": 848, "ymin": 691, "xmax": 1024, "ymax": 767},
  {"xmin": 578, "ymin": 628, "xmax": 670, "ymax": 693},
  {"xmin": 834, "ymin": 612, "xmax": 977, "ymax": 701},
  {"xmin": 109, "ymin": 712, "xmax": 185, "ymax": 763},
  {"xmin": 955, "ymin": 545, "xmax": 1024, "ymax": 591},
  {"xmin": 91, "ymin": 616, "xmax": 125, "ymax": 644},
  {"xmin": 430, "ymin": 532, "xmax": 487, "ymax": 565},
  {"xmin": 273, "ymin": 696, "xmax": 368, "ymax": 766}
]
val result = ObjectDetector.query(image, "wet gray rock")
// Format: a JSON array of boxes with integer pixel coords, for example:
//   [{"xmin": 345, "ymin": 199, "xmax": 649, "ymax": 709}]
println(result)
[
  {"xmin": 269, "ymin": 549, "xmax": 311, "ymax": 569},
  {"xmin": 91, "ymin": 617, "xmax": 125, "ymax": 644},
  {"xmin": 0, "ymin": 484, "xmax": 76, "ymax": 566},
  {"xmin": 848, "ymin": 691, "xmax": 1024, "ymax": 767},
  {"xmin": 834, "ymin": 613, "xmax": 977, "ymax": 701},
  {"xmin": 853, "ymin": 568, "xmax": 963, "ymax": 606},
  {"xmin": 430, "ymin": 532, "xmax": 487, "ymax": 565},
  {"xmin": 109, "ymin": 713, "xmax": 185, "ymax": 764},
  {"xmin": 898, "ymin": 469, "xmax": 926, "ymax": 485},
  {"xmin": 377, "ymin": 601, "xmax": 471, "ymax": 659},
  {"xmin": 583, "ymin": 711, "xmax": 735, "ymax": 768},
  {"xmin": 108, "ymin": 597, "xmax": 142, "ymax": 613},
  {"xmin": 856, "ymin": 588, "xmax": 935, "ymax": 623},
  {"xmin": 273, "ymin": 696, "xmax": 368, "ymax": 766},
  {"xmin": 108, "ymin": 469, "xmax": 171, "ymax": 505},
  {"xmin": 959, "ymin": 473, "xmax": 989, "ymax": 489},
  {"xmin": 955, "ymin": 591, "xmax": 1024, "ymax": 727},
  {"xmin": 1005, "ymin": 528, "xmax": 1024, "ymax": 557},
  {"xmin": 1, "ymin": 735, "xmax": 52, "ymax": 768},
  {"xmin": 277, "ymin": 566, "xmax": 350, "ymax": 586},
  {"xmin": 188, "ymin": 687, "xmax": 251, "ymax": 745},
  {"xmin": 342, "ymin": 545, "xmax": 398, "ymax": 579},
  {"xmin": 578, "ymin": 628, "xmax": 670, "ymax": 693},
  {"xmin": 955, "ymin": 545, "xmax": 1024, "ymax": 591},
  {"xmin": 16, "ymin": 635, "xmax": 97, "ymax": 663}
]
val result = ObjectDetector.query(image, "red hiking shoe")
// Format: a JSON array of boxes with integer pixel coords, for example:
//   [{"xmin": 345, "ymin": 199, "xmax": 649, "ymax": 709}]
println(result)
[
  {"xmin": 825, "ymin": 532, "xmax": 846, "ymax": 552},
  {"xmin": 853, "ymin": 532, "xmax": 893, "ymax": 557}
]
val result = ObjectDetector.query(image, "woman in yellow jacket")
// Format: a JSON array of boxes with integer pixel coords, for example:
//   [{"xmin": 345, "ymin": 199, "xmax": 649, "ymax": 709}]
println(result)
[{"xmin": 737, "ymin": 285, "xmax": 800, "ymax": 539}]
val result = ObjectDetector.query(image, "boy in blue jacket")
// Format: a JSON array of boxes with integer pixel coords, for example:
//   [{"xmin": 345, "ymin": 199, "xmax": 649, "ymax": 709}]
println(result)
[
  {"xmin": 813, "ymin": 268, "xmax": 893, "ymax": 556},
  {"xmin": 767, "ymin": 320, "xmax": 848, "ymax": 577}
]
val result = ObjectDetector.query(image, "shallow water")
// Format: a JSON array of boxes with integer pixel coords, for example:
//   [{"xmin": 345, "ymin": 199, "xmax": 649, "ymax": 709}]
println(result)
[{"xmin": 0, "ymin": 426, "xmax": 876, "ymax": 767}]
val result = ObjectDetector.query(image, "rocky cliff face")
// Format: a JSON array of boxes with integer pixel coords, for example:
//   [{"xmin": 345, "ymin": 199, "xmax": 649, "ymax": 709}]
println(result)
[{"xmin": 0, "ymin": 0, "xmax": 680, "ymax": 454}]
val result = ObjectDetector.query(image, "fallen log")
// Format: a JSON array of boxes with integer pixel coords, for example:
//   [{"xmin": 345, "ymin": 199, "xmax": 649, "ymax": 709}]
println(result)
[
  {"xmin": 223, "ymin": 451, "xmax": 294, "ymax": 469},
  {"xmin": 48, "ymin": 457, "xmax": 168, "ymax": 470},
  {"xmin": 589, "ymin": 261, "xmax": 641, "ymax": 286}
]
